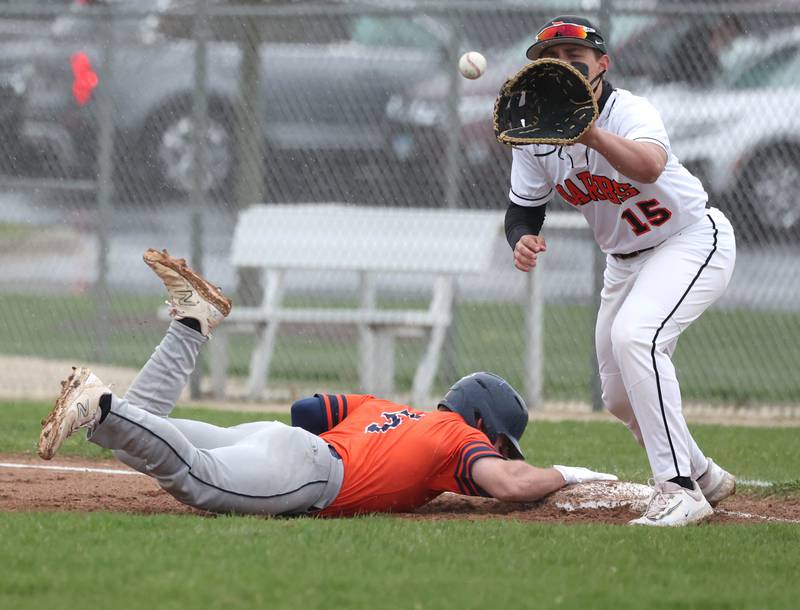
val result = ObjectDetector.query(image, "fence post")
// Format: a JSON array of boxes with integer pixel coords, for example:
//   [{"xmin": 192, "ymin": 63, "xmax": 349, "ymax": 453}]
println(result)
[
  {"xmin": 93, "ymin": 8, "xmax": 115, "ymax": 363},
  {"xmin": 524, "ymin": 259, "xmax": 544, "ymax": 410},
  {"xmin": 189, "ymin": 0, "xmax": 209, "ymax": 399},
  {"xmin": 233, "ymin": 15, "xmax": 266, "ymax": 316},
  {"xmin": 441, "ymin": 27, "xmax": 464, "ymax": 392},
  {"xmin": 442, "ymin": 28, "xmax": 463, "ymax": 210}
]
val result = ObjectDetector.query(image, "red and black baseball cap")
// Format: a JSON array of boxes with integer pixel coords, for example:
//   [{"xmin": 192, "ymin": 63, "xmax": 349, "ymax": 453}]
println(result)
[{"xmin": 526, "ymin": 16, "xmax": 607, "ymax": 60}]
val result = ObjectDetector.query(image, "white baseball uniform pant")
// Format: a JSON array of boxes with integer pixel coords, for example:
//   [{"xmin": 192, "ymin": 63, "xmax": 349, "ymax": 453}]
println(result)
[
  {"xmin": 88, "ymin": 321, "xmax": 343, "ymax": 515},
  {"xmin": 596, "ymin": 207, "xmax": 736, "ymax": 483}
]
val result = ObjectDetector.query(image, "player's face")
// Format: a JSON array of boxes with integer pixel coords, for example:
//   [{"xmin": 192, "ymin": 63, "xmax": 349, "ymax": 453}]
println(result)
[
  {"xmin": 473, "ymin": 416, "xmax": 511, "ymax": 458},
  {"xmin": 493, "ymin": 435, "xmax": 513, "ymax": 459},
  {"xmin": 539, "ymin": 44, "xmax": 609, "ymax": 95}
]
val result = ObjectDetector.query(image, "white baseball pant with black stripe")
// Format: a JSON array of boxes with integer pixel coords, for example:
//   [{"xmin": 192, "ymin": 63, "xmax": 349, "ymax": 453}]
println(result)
[
  {"xmin": 596, "ymin": 207, "xmax": 736, "ymax": 483},
  {"xmin": 88, "ymin": 321, "xmax": 343, "ymax": 515}
]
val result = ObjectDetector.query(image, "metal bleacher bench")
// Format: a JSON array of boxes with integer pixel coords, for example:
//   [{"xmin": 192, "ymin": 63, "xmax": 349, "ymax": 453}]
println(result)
[{"xmin": 203, "ymin": 203, "xmax": 504, "ymax": 405}]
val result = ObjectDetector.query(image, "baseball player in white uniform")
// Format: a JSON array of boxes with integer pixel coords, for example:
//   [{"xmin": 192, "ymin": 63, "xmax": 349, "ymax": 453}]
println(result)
[{"xmin": 504, "ymin": 16, "xmax": 738, "ymax": 526}]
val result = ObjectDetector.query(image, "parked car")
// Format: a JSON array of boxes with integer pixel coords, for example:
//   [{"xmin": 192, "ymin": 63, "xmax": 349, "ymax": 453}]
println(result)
[
  {"xmin": 0, "ymin": 62, "xmax": 33, "ymax": 176},
  {"xmin": 0, "ymin": 1, "xmax": 54, "ymax": 177},
  {"xmin": 9, "ymin": 0, "xmax": 464, "ymax": 203},
  {"xmin": 10, "ymin": 0, "xmax": 630, "ymax": 205},
  {"xmin": 647, "ymin": 26, "xmax": 800, "ymax": 237},
  {"xmin": 610, "ymin": 10, "xmax": 800, "ymax": 88},
  {"xmin": 0, "ymin": 1, "xmax": 660, "ymax": 199}
]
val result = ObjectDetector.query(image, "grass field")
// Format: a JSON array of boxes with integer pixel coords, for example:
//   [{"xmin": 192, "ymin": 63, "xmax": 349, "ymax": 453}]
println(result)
[
  {"xmin": 2, "ymin": 514, "xmax": 798, "ymax": 610},
  {"xmin": 1, "ymin": 400, "xmax": 799, "ymax": 609},
  {"xmin": 2, "ymin": 293, "xmax": 799, "ymax": 404}
]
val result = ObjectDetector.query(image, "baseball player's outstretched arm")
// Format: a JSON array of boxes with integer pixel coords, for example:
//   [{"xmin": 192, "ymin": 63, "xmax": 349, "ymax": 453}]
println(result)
[
  {"xmin": 579, "ymin": 127, "xmax": 667, "ymax": 183},
  {"xmin": 471, "ymin": 458, "xmax": 616, "ymax": 502}
]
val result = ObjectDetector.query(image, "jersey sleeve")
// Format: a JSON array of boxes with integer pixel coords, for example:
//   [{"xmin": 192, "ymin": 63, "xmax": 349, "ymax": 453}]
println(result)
[
  {"xmin": 509, "ymin": 146, "xmax": 555, "ymax": 207},
  {"xmin": 291, "ymin": 393, "xmax": 372, "ymax": 434},
  {"xmin": 428, "ymin": 425, "xmax": 504, "ymax": 498},
  {"xmin": 616, "ymin": 96, "xmax": 671, "ymax": 155}
]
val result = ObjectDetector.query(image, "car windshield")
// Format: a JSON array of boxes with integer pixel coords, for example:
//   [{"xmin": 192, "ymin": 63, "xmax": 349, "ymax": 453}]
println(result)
[
  {"xmin": 349, "ymin": 15, "xmax": 448, "ymax": 49},
  {"xmin": 611, "ymin": 14, "xmax": 700, "ymax": 73},
  {"xmin": 606, "ymin": 14, "xmax": 657, "ymax": 50},
  {"xmin": 725, "ymin": 43, "xmax": 800, "ymax": 89},
  {"xmin": 50, "ymin": 0, "xmax": 166, "ymax": 41}
]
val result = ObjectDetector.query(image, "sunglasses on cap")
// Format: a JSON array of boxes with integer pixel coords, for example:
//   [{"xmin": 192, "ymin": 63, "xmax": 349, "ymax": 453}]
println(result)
[{"xmin": 536, "ymin": 22, "xmax": 597, "ymax": 42}]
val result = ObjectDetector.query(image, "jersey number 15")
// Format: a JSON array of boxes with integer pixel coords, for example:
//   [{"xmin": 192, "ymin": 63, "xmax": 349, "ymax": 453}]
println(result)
[{"xmin": 621, "ymin": 199, "xmax": 672, "ymax": 236}]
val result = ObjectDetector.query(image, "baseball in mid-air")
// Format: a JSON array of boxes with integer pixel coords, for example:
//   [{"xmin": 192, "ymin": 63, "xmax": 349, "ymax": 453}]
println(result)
[{"xmin": 458, "ymin": 51, "xmax": 487, "ymax": 80}]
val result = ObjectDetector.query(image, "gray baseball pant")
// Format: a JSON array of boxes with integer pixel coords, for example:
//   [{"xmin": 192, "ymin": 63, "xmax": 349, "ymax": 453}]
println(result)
[{"xmin": 88, "ymin": 321, "xmax": 343, "ymax": 515}]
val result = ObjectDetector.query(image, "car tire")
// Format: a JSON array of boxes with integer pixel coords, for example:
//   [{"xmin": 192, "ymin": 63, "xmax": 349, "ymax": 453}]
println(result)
[
  {"xmin": 735, "ymin": 143, "xmax": 800, "ymax": 239},
  {"xmin": 137, "ymin": 98, "xmax": 235, "ymax": 202}
]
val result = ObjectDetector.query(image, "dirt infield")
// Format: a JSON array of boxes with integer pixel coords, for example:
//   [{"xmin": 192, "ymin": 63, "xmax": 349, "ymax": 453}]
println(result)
[{"xmin": 2, "ymin": 455, "xmax": 798, "ymax": 525}]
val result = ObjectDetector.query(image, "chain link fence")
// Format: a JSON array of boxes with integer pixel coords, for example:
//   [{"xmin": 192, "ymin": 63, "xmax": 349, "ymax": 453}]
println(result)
[{"xmin": 0, "ymin": 0, "xmax": 798, "ymax": 412}]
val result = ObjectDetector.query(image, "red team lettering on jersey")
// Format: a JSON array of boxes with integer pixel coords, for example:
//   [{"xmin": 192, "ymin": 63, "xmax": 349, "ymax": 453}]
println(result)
[
  {"xmin": 556, "ymin": 172, "xmax": 674, "ymax": 237},
  {"xmin": 315, "ymin": 394, "xmax": 503, "ymax": 517},
  {"xmin": 556, "ymin": 171, "xmax": 641, "ymax": 207}
]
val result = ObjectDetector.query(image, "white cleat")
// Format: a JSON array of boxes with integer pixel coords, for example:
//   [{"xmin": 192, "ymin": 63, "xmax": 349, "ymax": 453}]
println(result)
[
  {"xmin": 698, "ymin": 458, "xmax": 736, "ymax": 506},
  {"xmin": 38, "ymin": 367, "xmax": 110, "ymax": 460},
  {"xmin": 629, "ymin": 481, "xmax": 714, "ymax": 527},
  {"xmin": 143, "ymin": 248, "xmax": 232, "ymax": 337}
]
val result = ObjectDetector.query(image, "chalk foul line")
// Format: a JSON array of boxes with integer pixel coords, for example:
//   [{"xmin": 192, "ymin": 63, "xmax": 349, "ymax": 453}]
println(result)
[
  {"xmin": 739, "ymin": 479, "xmax": 776, "ymax": 488},
  {"xmin": 715, "ymin": 509, "xmax": 800, "ymax": 524},
  {"xmin": 0, "ymin": 462, "xmax": 142, "ymax": 476}
]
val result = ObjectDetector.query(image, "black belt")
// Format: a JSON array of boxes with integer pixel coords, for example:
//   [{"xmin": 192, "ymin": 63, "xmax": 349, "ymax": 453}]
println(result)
[
  {"xmin": 611, "ymin": 245, "xmax": 657, "ymax": 260},
  {"xmin": 328, "ymin": 444, "xmax": 341, "ymax": 460}
]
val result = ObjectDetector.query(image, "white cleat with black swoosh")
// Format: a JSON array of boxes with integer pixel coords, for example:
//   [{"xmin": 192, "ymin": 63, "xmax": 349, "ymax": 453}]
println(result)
[{"xmin": 629, "ymin": 480, "xmax": 714, "ymax": 527}]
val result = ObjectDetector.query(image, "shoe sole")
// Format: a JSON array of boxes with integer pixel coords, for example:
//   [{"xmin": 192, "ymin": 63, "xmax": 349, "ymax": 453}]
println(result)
[
  {"xmin": 684, "ymin": 502, "xmax": 715, "ymax": 526},
  {"xmin": 38, "ymin": 367, "xmax": 91, "ymax": 461},
  {"xmin": 629, "ymin": 510, "xmax": 714, "ymax": 527},
  {"xmin": 143, "ymin": 248, "xmax": 232, "ymax": 316},
  {"xmin": 629, "ymin": 498, "xmax": 715, "ymax": 527}
]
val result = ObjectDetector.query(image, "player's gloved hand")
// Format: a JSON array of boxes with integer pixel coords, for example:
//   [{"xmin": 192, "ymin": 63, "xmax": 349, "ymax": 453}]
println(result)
[{"xmin": 552, "ymin": 465, "xmax": 618, "ymax": 485}]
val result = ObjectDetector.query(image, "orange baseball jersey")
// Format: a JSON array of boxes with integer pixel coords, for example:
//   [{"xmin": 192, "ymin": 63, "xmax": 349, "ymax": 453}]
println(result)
[{"xmin": 314, "ymin": 394, "xmax": 503, "ymax": 517}]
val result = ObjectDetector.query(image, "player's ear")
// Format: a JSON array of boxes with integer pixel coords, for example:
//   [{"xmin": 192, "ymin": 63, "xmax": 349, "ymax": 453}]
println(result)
[{"xmin": 599, "ymin": 53, "xmax": 610, "ymax": 72}]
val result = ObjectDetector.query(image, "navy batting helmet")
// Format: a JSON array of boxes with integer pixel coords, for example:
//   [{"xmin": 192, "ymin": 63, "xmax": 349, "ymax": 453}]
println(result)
[
  {"xmin": 439, "ymin": 372, "xmax": 528, "ymax": 460},
  {"xmin": 526, "ymin": 16, "xmax": 607, "ymax": 60}
]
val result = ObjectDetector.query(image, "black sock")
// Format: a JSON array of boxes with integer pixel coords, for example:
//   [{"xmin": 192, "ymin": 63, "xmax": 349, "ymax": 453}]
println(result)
[
  {"xmin": 98, "ymin": 393, "xmax": 112, "ymax": 424},
  {"xmin": 668, "ymin": 476, "xmax": 694, "ymax": 491},
  {"xmin": 178, "ymin": 318, "xmax": 202, "ymax": 333}
]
